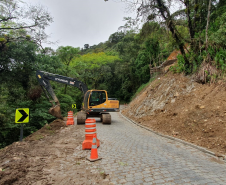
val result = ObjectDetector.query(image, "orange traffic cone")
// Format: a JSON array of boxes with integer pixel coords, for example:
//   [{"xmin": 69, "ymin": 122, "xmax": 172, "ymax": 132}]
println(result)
[
  {"xmin": 86, "ymin": 134, "xmax": 102, "ymax": 162},
  {"xmin": 66, "ymin": 111, "xmax": 74, "ymax": 125},
  {"xmin": 82, "ymin": 119, "xmax": 100, "ymax": 150}
]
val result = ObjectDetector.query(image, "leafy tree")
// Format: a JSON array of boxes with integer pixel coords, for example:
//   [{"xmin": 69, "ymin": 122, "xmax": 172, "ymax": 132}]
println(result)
[
  {"xmin": 0, "ymin": 0, "xmax": 53, "ymax": 49},
  {"xmin": 0, "ymin": 0, "xmax": 56, "ymax": 148},
  {"xmin": 56, "ymin": 46, "xmax": 80, "ymax": 93},
  {"xmin": 84, "ymin": 44, "xmax": 89, "ymax": 49},
  {"xmin": 210, "ymin": 12, "xmax": 226, "ymax": 47},
  {"xmin": 0, "ymin": 40, "xmax": 38, "ymax": 92},
  {"xmin": 107, "ymin": 31, "xmax": 125, "ymax": 47},
  {"xmin": 118, "ymin": 17, "xmax": 139, "ymax": 33},
  {"xmin": 71, "ymin": 52, "xmax": 120, "ymax": 89},
  {"xmin": 0, "ymin": 40, "xmax": 57, "ymax": 148}
]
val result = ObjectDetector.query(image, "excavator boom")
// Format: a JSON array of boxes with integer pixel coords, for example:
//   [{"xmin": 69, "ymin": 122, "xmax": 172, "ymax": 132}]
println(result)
[{"xmin": 36, "ymin": 70, "xmax": 88, "ymax": 119}]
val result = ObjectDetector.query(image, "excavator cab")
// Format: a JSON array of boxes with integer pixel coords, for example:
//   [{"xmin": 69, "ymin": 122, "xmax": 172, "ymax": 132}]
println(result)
[{"xmin": 89, "ymin": 91, "xmax": 106, "ymax": 106}]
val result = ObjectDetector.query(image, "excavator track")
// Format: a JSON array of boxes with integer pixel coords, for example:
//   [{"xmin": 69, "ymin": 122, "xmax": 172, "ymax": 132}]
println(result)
[
  {"xmin": 77, "ymin": 112, "xmax": 87, "ymax": 125},
  {"xmin": 102, "ymin": 113, "xmax": 111, "ymax": 124}
]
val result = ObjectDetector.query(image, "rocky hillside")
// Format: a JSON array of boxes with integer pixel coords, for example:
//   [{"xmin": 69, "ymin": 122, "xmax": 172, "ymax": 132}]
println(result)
[{"xmin": 122, "ymin": 73, "xmax": 226, "ymax": 155}]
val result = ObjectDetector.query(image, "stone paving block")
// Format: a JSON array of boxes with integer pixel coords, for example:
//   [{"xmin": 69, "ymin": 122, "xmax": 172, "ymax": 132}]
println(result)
[
  {"xmin": 133, "ymin": 179, "xmax": 144, "ymax": 184},
  {"xmin": 109, "ymin": 181, "xmax": 117, "ymax": 185},
  {"xmin": 206, "ymin": 183, "xmax": 219, "ymax": 185},
  {"xmin": 126, "ymin": 174, "xmax": 134, "ymax": 178},
  {"xmin": 164, "ymin": 177, "xmax": 174, "ymax": 182},
  {"xmin": 135, "ymin": 176, "xmax": 143, "ymax": 180},
  {"xmin": 163, "ymin": 173, "xmax": 171, "ymax": 178},
  {"xmin": 124, "ymin": 182, "xmax": 135, "ymax": 185},
  {"xmin": 143, "ymin": 182, "xmax": 153, "ymax": 185},
  {"xmin": 118, "ymin": 175, "xmax": 126, "ymax": 180},
  {"xmin": 164, "ymin": 183, "xmax": 176, "ymax": 185},
  {"xmin": 143, "ymin": 174, "xmax": 151, "ymax": 178},
  {"xmin": 118, "ymin": 179, "xmax": 127, "ymax": 183},
  {"xmin": 126, "ymin": 177, "xmax": 134, "ymax": 182},
  {"xmin": 153, "ymin": 175, "xmax": 163, "ymax": 180},
  {"xmin": 153, "ymin": 179, "xmax": 166, "ymax": 184},
  {"xmin": 144, "ymin": 177, "xmax": 154, "ymax": 182}
]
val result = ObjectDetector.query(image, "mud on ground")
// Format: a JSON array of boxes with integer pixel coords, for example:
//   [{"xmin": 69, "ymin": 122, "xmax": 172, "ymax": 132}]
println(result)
[
  {"xmin": 122, "ymin": 73, "xmax": 226, "ymax": 156},
  {"xmin": 0, "ymin": 119, "xmax": 108, "ymax": 185}
]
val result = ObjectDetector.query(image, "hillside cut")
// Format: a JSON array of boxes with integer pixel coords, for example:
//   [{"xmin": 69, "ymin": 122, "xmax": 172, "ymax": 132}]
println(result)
[{"xmin": 122, "ymin": 73, "xmax": 226, "ymax": 156}]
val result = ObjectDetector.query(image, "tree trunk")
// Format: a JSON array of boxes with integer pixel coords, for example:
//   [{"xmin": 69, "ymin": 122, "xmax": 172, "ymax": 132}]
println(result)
[
  {"xmin": 193, "ymin": 0, "xmax": 198, "ymax": 35},
  {"xmin": 206, "ymin": 0, "xmax": 212, "ymax": 51},
  {"xmin": 155, "ymin": 0, "xmax": 190, "ymax": 73},
  {"xmin": 64, "ymin": 84, "xmax": 67, "ymax": 94},
  {"xmin": 185, "ymin": 0, "xmax": 194, "ymax": 40}
]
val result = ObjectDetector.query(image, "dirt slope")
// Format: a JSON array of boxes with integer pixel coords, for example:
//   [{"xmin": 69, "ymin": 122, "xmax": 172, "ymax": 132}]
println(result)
[
  {"xmin": 0, "ymin": 119, "xmax": 108, "ymax": 185},
  {"xmin": 122, "ymin": 73, "xmax": 226, "ymax": 156}
]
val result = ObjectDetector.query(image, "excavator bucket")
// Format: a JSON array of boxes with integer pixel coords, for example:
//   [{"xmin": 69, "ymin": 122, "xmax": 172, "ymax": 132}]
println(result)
[{"xmin": 48, "ymin": 105, "xmax": 63, "ymax": 119}]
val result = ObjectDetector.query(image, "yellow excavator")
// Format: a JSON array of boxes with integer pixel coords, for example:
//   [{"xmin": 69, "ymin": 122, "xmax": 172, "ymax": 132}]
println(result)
[{"xmin": 36, "ymin": 70, "xmax": 119, "ymax": 124}]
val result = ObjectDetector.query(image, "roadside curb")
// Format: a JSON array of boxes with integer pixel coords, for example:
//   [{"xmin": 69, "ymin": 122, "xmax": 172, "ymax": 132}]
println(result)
[{"xmin": 120, "ymin": 111, "xmax": 226, "ymax": 162}]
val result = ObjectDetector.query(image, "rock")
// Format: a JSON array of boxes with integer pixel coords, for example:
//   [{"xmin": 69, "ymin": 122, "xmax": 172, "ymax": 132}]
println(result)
[
  {"xmin": 172, "ymin": 131, "xmax": 179, "ymax": 135},
  {"xmin": 171, "ymin": 98, "xmax": 176, "ymax": 103},
  {"xmin": 200, "ymin": 106, "xmax": 205, "ymax": 109},
  {"xmin": 174, "ymin": 92, "xmax": 179, "ymax": 97}
]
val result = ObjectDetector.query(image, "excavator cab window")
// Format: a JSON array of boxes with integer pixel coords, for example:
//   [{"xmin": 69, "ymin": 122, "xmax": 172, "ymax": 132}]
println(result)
[{"xmin": 89, "ymin": 91, "xmax": 106, "ymax": 106}]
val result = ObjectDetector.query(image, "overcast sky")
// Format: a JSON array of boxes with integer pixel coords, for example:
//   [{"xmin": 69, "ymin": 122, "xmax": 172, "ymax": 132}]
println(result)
[{"xmin": 23, "ymin": 0, "xmax": 136, "ymax": 50}]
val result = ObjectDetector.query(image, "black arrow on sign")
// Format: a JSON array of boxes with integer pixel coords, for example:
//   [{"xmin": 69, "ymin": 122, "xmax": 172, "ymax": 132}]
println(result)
[{"xmin": 18, "ymin": 110, "xmax": 28, "ymax": 122}]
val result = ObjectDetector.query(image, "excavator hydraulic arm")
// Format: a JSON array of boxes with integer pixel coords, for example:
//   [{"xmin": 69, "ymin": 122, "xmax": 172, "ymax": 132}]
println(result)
[{"xmin": 36, "ymin": 70, "xmax": 88, "ymax": 119}]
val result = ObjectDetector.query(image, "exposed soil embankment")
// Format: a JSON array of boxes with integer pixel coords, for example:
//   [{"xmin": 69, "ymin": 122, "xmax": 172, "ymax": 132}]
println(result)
[
  {"xmin": 0, "ymin": 119, "xmax": 107, "ymax": 185},
  {"xmin": 122, "ymin": 73, "xmax": 226, "ymax": 155}
]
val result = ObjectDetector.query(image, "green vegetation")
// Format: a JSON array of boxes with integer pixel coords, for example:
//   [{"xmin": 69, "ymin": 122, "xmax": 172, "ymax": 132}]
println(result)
[
  {"xmin": 118, "ymin": 162, "xmax": 128, "ymax": 166},
  {"xmin": 36, "ymin": 135, "xmax": 44, "ymax": 140},
  {"xmin": 131, "ymin": 74, "xmax": 159, "ymax": 101},
  {"xmin": 1, "ymin": 0, "xmax": 226, "ymax": 148}
]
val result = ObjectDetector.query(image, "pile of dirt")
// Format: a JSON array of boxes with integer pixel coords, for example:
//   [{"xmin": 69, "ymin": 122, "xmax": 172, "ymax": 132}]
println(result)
[
  {"xmin": 25, "ymin": 119, "xmax": 66, "ymax": 141},
  {"xmin": 0, "ymin": 142, "xmax": 43, "ymax": 184},
  {"xmin": 122, "ymin": 73, "xmax": 226, "ymax": 156},
  {"xmin": 0, "ymin": 119, "xmax": 107, "ymax": 184}
]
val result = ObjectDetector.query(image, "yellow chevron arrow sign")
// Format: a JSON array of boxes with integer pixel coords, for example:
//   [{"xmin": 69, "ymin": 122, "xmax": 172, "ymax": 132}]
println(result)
[{"xmin": 15, "ymin": 108, "xmax": 29, "ymax": 123}]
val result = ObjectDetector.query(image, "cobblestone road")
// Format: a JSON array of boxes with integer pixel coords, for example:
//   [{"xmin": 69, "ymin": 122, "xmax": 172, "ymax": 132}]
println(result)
[{"xmin": 95, "ymin": 112, "xmax": 226, "ymax": 185}]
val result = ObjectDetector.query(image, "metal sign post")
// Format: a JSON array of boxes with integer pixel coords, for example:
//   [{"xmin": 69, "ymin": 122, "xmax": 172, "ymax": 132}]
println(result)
[
  {"xmin": 15, "ymin": 108, "xmax": 29, "ymax": 142},
  {"xmin": 20, "ymin": 124, "xmax": 24, "ymax": 142}
]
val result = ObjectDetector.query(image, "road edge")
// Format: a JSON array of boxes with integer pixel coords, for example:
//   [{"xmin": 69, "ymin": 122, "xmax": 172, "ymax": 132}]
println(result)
[{"xmin": 120, "ymin": 111, "xmax": 226, "ymax": 162}]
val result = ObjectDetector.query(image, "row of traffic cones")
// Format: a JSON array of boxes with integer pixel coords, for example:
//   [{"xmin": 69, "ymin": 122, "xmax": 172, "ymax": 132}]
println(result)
[
  {"xmin": 83, "ymin": 118, "xmax": 101, "ymax": 162},
  {"xmin": 66, "ymin": 111, "xmax": 101, "ymax": 162}
]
